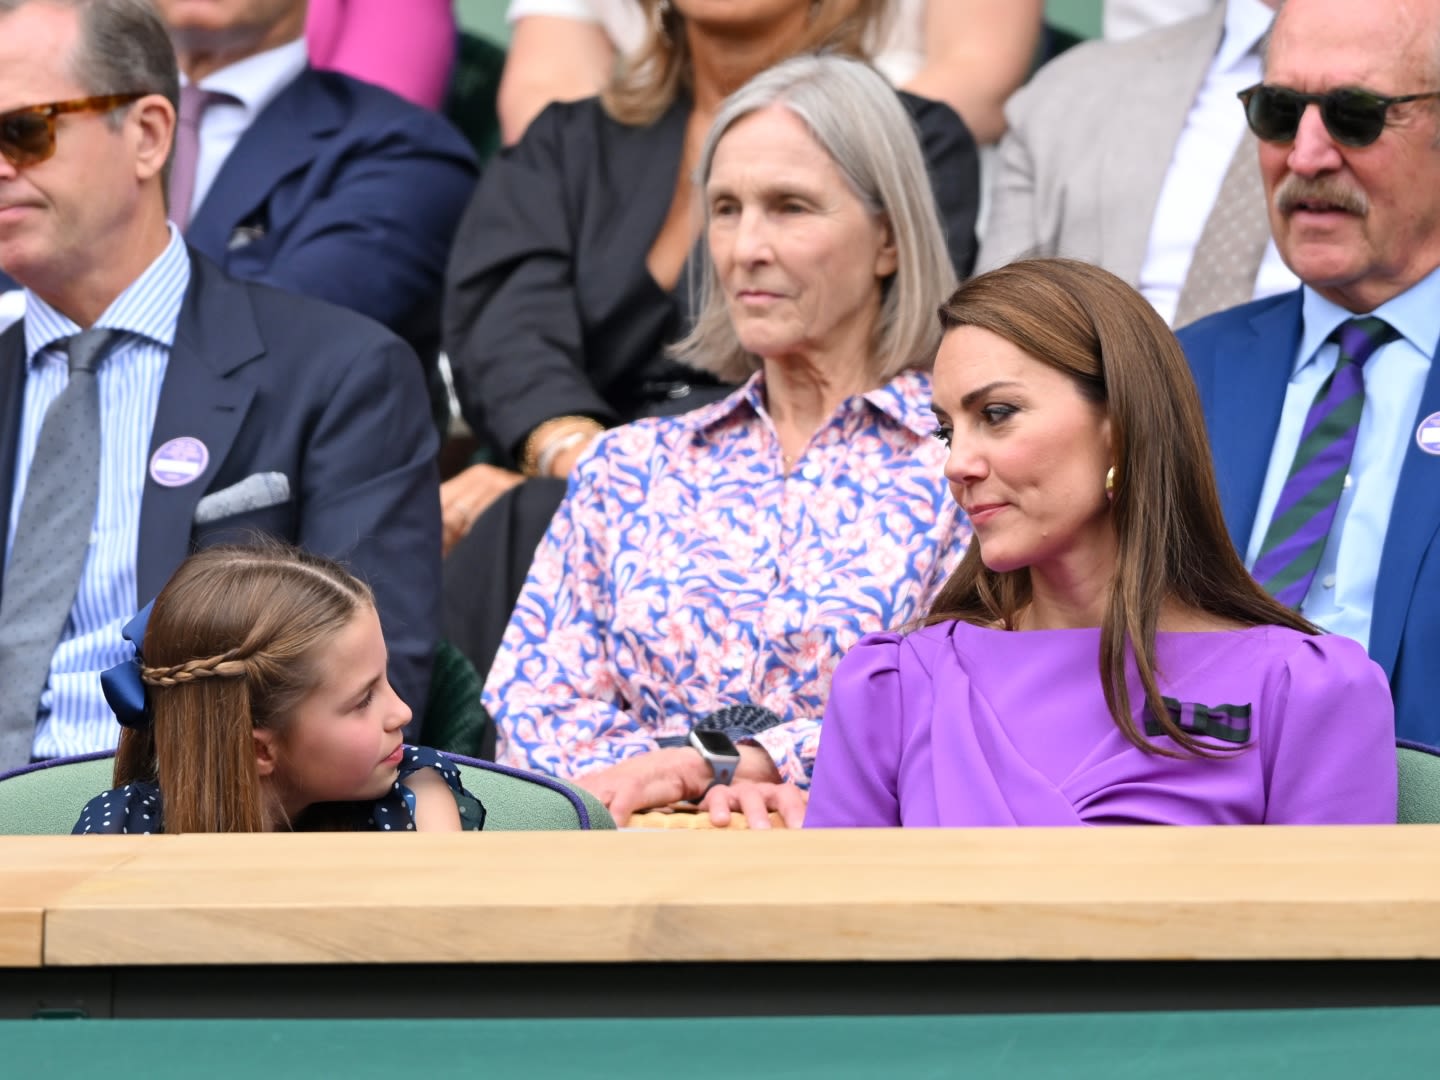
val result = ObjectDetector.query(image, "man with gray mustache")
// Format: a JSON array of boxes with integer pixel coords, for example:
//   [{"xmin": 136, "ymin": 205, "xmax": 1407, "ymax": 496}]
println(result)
[{"xmin": 1178, "ymin": 0, "xmax": 1440, "ymax": 747}]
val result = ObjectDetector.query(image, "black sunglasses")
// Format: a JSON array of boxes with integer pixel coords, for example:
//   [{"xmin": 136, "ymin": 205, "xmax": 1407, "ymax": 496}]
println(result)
[
  {"xmin": 0, "ymin": 93, "xmax": 145, "ymax": 168},
  {"xmin": 1238, "ymin": 83, "xmax": 1440, "ymax": 147}
]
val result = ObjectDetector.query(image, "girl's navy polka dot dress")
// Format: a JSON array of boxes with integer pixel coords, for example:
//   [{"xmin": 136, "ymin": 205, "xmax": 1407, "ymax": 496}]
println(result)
[{"xmin": 72, "ymin": 746, "xmax": 485, "ymax": 833}]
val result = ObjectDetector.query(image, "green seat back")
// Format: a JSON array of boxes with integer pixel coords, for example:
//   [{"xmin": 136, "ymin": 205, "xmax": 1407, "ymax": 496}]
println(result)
[
  {"xmin": 421, "ymin": 640, "xmax": 494, "ymax": 760},
  {"xmin": 9, "ymin": 743, "xmax": 1427, "ymax": 831},
  {"xmin": 0, "ymin": 754, "xmax": 113, "ymax": 835},
  {"xmin": 1397, "ymin": 743, "xmax": 1440, "ymax": 824},
  {"xmin": 0, "ymin": 754, "xmax": 613, "ymax": 834},
  {"xmin": 452, "ymin": 758, "xmax": 614, "ymax": 831}
]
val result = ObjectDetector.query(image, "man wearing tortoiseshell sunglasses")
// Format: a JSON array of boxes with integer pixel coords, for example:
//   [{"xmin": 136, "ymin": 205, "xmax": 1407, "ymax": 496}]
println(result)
[
  {"xmin": 0, "ymin": 0, "xmax": 441, "ymax": 769},
  {"xmin": 1178, "ymin": 0, "xmax": 1440, "ymax": 749}
]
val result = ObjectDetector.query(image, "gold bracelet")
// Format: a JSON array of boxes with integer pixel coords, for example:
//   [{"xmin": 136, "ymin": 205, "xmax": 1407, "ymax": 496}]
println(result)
[
  {"xmin": 520, "ymin": 415, "xmax": 604, "ymax": 477},
  {"xmin": 536, "ymin": 430, "xmax": 594, "ymax": 478}
]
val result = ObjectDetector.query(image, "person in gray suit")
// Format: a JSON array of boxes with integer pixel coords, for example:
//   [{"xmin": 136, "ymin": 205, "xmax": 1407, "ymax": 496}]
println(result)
[{"xmin": 979, "ymin": 0, "xmax": 1294, "ymax": 327}]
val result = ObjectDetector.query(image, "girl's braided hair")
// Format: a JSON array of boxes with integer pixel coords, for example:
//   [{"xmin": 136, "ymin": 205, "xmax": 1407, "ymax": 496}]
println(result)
[{"xmin": 141, "ymin": 653, "xmax": 248, "ymax": 686}]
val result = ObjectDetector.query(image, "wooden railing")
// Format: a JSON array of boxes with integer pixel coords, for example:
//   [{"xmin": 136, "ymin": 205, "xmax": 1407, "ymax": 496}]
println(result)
[{"xmin": 6, "ymin": 827, "xmax": 1440, "ymax": 969}]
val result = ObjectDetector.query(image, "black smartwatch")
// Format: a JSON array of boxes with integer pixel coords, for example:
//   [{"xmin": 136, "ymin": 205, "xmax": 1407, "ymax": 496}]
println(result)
[{"xmin": 688, "ymin": 727, "xmax": 741, "ymax": 791}]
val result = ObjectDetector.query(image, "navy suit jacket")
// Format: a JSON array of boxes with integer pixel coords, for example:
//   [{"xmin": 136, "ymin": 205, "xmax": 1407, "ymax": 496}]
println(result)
[
  {"xmin": 184, "ymin": 67, "xmax": 477, "ymax": 363},
  {"xmin": 1178, "ymin": 290, "xmax": 1440, "ymax": 746},
  {"xmin": 0, "ymin": 253, "xmax": 443, "ymax": 722}
]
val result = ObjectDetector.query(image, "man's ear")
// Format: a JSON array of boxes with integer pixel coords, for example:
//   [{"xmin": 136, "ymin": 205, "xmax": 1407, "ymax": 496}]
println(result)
[
  {"xmin": 253, "ymin": 726, "xmax": 278, "ymax": 778},
  {"xmin": 129, "ymin": 93, "xmax": 175, "ymax": 185}
]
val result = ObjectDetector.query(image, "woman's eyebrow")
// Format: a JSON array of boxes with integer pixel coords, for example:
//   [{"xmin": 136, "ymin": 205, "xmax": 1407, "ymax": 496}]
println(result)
[{"xmin": 961, "ymin": 380, "xmax": 1020, "ymax": 409}]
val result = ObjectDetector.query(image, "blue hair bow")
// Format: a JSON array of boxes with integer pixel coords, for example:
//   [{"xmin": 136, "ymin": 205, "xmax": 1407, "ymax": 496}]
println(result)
[{"xmin": 100, "ymin": 600, "xmax": 154, "ymax": 730}]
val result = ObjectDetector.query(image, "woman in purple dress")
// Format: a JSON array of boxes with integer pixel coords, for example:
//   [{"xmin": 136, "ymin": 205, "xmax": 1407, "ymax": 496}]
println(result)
[{"xmin": 806, "ymin": 258, "xmax": 1397, "ymax": 827}]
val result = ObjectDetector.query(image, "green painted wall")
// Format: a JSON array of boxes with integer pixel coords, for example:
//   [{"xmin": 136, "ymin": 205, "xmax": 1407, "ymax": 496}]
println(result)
[
  {"xmin": 1044, "ymin": 0, "xmax": 1103, "ymax": 40},
  {"xmin": 457, "ymin": 0, "xmax": 509, "ymax": 43},
  {"xmin": 457, "ymin": 0, "xmax": 1104, "ymax": 47}
]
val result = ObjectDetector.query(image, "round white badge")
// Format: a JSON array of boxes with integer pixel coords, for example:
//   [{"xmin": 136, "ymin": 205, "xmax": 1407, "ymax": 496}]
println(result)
[
  {"xmin": 1416, "ymin": 412, "xmax": 1440, "ymax": 456},
  {"xmin": 149, "ymin": 436, "xmax": 210, "ymax": 487}
]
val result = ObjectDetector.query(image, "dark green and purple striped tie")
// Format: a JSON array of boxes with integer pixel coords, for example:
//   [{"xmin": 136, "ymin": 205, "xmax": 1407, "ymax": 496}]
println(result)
[{"xmin": 1251, "ymin": 316, "xmax": 1397, "ymax": 609}]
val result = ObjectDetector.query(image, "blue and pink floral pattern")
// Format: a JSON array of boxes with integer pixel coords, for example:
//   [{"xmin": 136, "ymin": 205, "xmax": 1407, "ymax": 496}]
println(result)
[{"xmin": 484, "ymin": 369, "xmax": 971, "ymax": 785}]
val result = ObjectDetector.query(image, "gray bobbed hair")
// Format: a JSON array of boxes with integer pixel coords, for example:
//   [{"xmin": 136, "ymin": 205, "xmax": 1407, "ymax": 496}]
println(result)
[{"xmin": 670, "ymin": 53, "xmax": 957, "ymax": 384}]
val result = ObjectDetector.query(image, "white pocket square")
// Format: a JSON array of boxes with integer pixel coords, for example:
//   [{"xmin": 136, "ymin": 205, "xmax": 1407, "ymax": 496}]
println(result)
[{"xmin": 194, "ymin": 472, "xmax": 291, "ymax": 525}]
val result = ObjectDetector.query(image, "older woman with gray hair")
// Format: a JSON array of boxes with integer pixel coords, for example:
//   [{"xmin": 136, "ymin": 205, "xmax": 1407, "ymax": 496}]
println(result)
[
  {"xmin": 483, "ymin": 55, "xmax": 971, "ymax": 826},
  {"xmin": 441, "ymin": 0, "xmax": 977, "ymax": 559}
]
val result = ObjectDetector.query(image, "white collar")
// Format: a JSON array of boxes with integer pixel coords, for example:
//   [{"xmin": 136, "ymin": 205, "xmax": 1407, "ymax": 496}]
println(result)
[
  {"xmin": 184, "ymin": 37, "xmax": 309, "ymax": 120},
  {"xmin": 1215, "ymin": 0, "xmax": 1276, "ymax": 75}
]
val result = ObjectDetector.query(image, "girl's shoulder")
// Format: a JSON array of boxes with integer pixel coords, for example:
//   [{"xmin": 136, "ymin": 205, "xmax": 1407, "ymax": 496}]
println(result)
[
  {"xmin": 72, "ymin": 782, "xmax": 163, "ymax": 835},
  {"xmin": 397, "ymin": 744, "xmax": 461, "ymax": 786},
  {"xmin": 386, "ymin": 746, "xmax": 485, "ymax": 832}
]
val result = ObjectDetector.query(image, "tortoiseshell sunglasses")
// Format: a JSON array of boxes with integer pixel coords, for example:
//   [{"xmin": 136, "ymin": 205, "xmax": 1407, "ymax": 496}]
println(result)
[{"xmin": 0, "ymin": 93, "xmax": 145, "ymax": 167}]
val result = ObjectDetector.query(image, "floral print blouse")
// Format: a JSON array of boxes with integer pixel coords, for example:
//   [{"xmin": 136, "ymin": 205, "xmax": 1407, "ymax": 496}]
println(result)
[{"xmin": 484, "ymin": 369, "xmax": 971, "ymax": 786}]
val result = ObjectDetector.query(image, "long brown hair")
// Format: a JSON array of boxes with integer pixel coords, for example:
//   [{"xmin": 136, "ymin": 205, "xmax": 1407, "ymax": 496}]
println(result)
[
  {"xmin": 603, "ymin": 0, "xmax": 888, "ymax": 126},
  {"xmin": 113, "ymin": 544, "xmax": 373, "ymax": 832},
  {"xmin": 926, "ymin": 258, "xmax": 1316, "ymax": 756}
]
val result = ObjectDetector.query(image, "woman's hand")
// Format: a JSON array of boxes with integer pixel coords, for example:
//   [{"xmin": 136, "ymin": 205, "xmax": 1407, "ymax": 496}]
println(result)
[
  {"xmin": 576, "ymin": 747, "xmax": 710, "ymax": 826},
  {"xmin": 698, "ymin": 781, "xmax": 808, "ymax": 829},
  {"xmin": 439, "ymin": 464, "xmax": 524, "ymax": 554}
]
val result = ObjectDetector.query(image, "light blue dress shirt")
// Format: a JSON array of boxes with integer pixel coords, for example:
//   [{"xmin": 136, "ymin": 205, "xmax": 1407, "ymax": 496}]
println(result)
[
  {"xmin": 5, "ymin": 227, "xmax": 190, "ymax": 759},
  {"xmin": 1243, "ymin": 265, "xmax": 1440, "ymax": 651}
]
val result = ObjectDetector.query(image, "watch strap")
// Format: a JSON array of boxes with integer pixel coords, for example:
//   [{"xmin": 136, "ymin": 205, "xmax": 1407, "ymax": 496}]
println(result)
[{"xmin": 707, "ymin": 755, "xmax": 738, "ymax": 790}]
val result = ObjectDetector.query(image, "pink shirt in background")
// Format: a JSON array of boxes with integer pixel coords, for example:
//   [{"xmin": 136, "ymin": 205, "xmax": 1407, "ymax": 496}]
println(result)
[{"xmin": 306, "ymin": 0, "xmax": 457, "ymax": 110}]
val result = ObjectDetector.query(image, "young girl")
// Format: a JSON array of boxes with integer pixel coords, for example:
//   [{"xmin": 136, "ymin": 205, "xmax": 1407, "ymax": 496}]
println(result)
[{"xmin": 73, "ymin": 545, "xmax": 484, "ymax": 834}]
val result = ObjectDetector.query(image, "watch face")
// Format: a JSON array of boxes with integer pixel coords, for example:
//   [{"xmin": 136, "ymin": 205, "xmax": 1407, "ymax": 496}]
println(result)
[{"xmin": 691, "ymin": 729, "xmax": 739, "ymax": 756}]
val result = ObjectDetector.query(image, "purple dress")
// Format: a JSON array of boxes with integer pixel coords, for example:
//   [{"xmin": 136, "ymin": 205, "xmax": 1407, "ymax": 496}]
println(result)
[{"xmin": 805, "ymin": 622, "xmax": 1397, "ymax": 827}]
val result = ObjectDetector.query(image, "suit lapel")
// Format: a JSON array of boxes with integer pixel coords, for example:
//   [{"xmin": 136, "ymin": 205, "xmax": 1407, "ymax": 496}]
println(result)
[
  {"xmin": 185, "ymin": 68, "xmax": 343, "ymax": 257},
  {"xmin": 0, "ymin": 324, "xmax": 25, "ymax": 610},
  {"xmin": 1205, "ymin": 295, "xmax": 1304, "ymax": 543},
  {"xmin": 135, "ymin": 254, "xmax": 260, "ymax": 605},
  {"xmin": 1100, "ymin": 5, "xmax": 1227, "ymax": 284},
  {"xmin": 1369, "ymin": 330, "xmax": 1440, "ymax": 676}
]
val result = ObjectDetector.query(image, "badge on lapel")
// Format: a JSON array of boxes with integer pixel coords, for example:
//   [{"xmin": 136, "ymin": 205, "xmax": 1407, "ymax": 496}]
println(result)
[
  {"xmin": 1416, "ymin": 412, "xmax": 1440, "ymax": 456},
  {"xmin": 150, "ymin": 436, "xmax": 209, "ymax": 487}
]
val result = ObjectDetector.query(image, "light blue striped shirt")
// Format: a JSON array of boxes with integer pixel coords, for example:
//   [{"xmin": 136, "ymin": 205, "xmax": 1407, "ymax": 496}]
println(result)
[
  {"xmin": 6, "ymin": 227, "xmax": 189, "ymax": 758},
  {"xmin": 1243, "ymin": 266, "xmax": 1440, "ymax": 651}
]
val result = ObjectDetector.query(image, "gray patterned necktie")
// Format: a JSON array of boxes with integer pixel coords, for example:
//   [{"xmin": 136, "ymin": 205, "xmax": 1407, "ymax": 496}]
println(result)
[
  {"xmin": 0, "ymin": 328, "xmax": 120, "ymax": 769},
  {"xmin": 1171, "ymin": 131, "xmax": 1272, "ymax": 329}
]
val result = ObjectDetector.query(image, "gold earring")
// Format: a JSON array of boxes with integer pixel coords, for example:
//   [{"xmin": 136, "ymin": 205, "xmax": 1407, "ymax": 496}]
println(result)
[{"xmin": 1105, "ymin": 466, "xmax": 1116, "ymax": 501}]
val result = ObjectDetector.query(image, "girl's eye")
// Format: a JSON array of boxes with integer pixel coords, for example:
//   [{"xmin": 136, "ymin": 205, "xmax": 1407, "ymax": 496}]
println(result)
[
  {"xmin": 355, "ymin": 688, "xmax": 375, "ymax": 711},
  {"xmin": 981, "ymin": 404, "xmax": 1017, "ymax": 425},
  {"xmin": 712, "ymin": 200, "xmax": 738, "ymax": 218},
  {"xmin": 930, "ymin": 425, "xmax": 952, "ymax": 447}
]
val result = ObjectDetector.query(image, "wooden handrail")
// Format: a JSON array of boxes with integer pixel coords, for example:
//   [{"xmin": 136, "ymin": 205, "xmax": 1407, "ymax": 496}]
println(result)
[{"xmin": 4, "ymin": 827, "xmax": 1439, "ymax": 968}]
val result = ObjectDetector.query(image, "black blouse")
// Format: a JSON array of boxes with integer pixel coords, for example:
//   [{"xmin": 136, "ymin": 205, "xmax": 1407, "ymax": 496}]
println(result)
[{"xmin": 443, "ymin": 91, "xmax": 981, "ymax": 460}]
